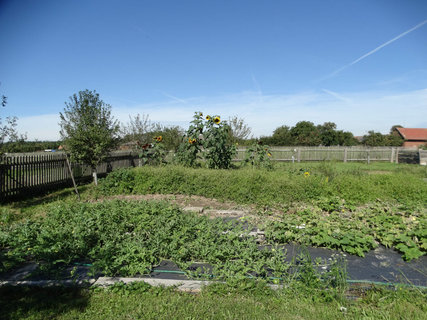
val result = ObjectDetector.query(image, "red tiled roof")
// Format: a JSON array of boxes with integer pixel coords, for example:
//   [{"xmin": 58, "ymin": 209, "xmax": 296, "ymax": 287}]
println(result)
[{"xmin": 396, "ymin": 128, "xmax": 427, "ymax": 141}]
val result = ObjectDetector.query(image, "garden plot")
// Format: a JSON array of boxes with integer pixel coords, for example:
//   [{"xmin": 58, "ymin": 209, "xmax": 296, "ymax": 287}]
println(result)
[{"xmin": 1, "ymin": 199, "xmax": 426, "ymax": 289}]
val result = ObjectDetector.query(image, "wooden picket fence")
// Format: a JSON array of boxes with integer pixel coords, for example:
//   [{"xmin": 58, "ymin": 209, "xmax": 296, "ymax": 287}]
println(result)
[
  {"xmin": 0, "ymin": 147, "xmax": 421, "ymax": 202},
  {"xmin": 234, "ymin": 146, "xmax": 401, "ymax": 163},
  {"xmin": 0, "ymin": 151, "xmax": 138, "ymax": 202}
]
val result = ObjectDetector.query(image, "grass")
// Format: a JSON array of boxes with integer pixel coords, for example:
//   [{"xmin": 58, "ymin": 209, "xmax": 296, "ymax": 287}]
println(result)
[
  {"xmin": 98, "ymin": 163, "xmax": 427, "ymax": 207},
  {"xmin": 1, "ymin": 282, "xmax": 426, "ymax": 320}
]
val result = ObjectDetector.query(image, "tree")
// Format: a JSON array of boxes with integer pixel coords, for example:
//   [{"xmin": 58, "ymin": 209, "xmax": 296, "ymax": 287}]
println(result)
[
  {"xmin": 390, "ymin": 125, "xmax": 403, "ymax": 135},
  {"xmin": 1, "ymin": 86, "xmax": 26, "ymax": 155},
  {"xmin": 59, "ymin": 90, "xmax": 120, "ymax": 185},
  {"xmin": 151, "ymin": 125, "xmax": 184, "ymax": 151},
  {"xmin": 271, "ymin": 125, "xmax": 293, "ymax": 145},
  {"xmin": 290, "ymin": 121, "xmax": 321, "ymax": 146},
  {"xmin": 335, "ymin": 130, "xmax": 359, "ymax": 146},
  {"xmin": 362, "ymin": 131, "xmax": 387, "ymax": 146},
  {"xmin": 228, "ymin": 115, "xmax": 252, "ymax": 143},
  {"xmin": 121, "ymin": 113, "xmax": 156, "ymax": 144}
]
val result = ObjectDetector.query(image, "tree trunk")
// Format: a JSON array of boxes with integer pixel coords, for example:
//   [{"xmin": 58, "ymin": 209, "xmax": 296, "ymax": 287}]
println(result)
[{"xmin": 92, "ymin": 169, "xmax": 98, "ymax": 186}]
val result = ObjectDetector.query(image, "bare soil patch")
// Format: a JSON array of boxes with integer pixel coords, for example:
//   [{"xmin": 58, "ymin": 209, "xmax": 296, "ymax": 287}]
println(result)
[
  {"xmin": 106, "ymin": 194, "xmax": 243, "ymax": 210},
  {"xmin": 366, "ymin": 170, "xmax": 392, "ymax": 175}
]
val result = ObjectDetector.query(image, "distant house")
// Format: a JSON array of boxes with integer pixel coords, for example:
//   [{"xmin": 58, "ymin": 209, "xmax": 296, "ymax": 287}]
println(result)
[{"xmin": 394, "ymin": 128, "xmax": 427, "ymax": 148}]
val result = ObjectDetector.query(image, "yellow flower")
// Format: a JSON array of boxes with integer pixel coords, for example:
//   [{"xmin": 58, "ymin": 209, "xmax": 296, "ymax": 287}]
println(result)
[
  {"xmin": 206, "ymin": 115, "xmax": 211, "ymax": 121},
  {"xmin": 304, "ymin": 171, "xmax": 310, "ymax": 177},
  {"xmin": 213, "ymin": 116, "xmax": 221, "ymax": 124},
  {"xmin": 156, "ymin": 136, "xmax": 163, "ymax": 142},
  {"xmin": 267, "ymin": 153, "xmax": 272, "ymax": 157},
  {"xmin": 189, "ymin": 138, "xmax": 196, "ymax": 144}
]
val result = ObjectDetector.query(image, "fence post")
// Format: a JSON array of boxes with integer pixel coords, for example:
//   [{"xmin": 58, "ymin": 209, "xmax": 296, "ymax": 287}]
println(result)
[
  {"xmin": 395, "ymin": 148, "xmax": 399, "ymax": 164},
  {"xmin": 344, "ymin": 148, "xmax": 348, "ymax": 163},
  {"xmin": 390, "ymin": 148, "xmax": 395, "ymax": 163},
  {"xmin": 297, "ymin": 148, "xmax": 301, "ymax": 163},
  {"xmin": 367, "ymin": 150, "xmax": 370, "ymax": 164}
]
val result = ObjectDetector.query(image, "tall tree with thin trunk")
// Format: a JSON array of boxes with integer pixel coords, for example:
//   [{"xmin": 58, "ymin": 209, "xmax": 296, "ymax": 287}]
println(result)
[{"xmin": 59, "ymin": 90, "xmax": 120, "ymax": 185}]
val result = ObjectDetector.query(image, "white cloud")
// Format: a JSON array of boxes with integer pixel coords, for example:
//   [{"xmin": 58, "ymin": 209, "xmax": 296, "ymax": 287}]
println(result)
[{"xmin": 15, "ymin": 88, "xmax": 427, "ymax": 140}]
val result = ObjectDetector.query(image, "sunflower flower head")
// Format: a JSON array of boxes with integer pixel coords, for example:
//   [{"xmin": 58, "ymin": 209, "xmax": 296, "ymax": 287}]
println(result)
[
  {"xmin": 304, "ymin": 171, "xmax": 310, "ymax": 177},
  {"xmin": 267, "ymin": 153, "xmax": 272, "ymax": 157},
  {"xmin": 156, "ymin": 136, "xmax": 163, "ymax": 142},
  {"xmin": 189, "ymin": 138, "xmax": 197, "ymax": 144},
  {"xmin": 213, "ymin": 116, "xmax": 221, "ymax": 124},
  {"xmin": 206, "ymin": 115, "xmax": 211, "ymax": 121}
]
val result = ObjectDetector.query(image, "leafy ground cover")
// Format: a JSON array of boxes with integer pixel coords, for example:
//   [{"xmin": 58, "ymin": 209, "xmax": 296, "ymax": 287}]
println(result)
[
  {"xmin": 264, "ymin": 200, "xmax": 427, "ymax": 260},
  {"xmin": 1, "ymin": 281, "xmax": 426, "ymax": 320},
  {"xmin": 98, "ymin": 163, "xmax": 427, "ymax": 207},
  {"xmin": 96, "ymin": 163, "xmax": 426, "ymax": 260},
  {"xmin": 1, "ymin": 200, "xmax": 293, "ymax": 279},
  {"xmin": 0, "ymin": 162, "xmax": 426, "ymax": 318}
]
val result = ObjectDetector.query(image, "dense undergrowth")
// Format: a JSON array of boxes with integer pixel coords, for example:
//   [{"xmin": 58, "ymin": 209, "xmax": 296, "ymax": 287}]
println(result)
[
  {"xmin": 1, "ymin": 200, "xmax": 295, "ymax": 279},
  {"xmin": 95, "ymin": 163, "xmax": 427, "ymax": 260},
  {"xmin": 98, "ymin": 163, "xmax": 427, "ymax": 207}
]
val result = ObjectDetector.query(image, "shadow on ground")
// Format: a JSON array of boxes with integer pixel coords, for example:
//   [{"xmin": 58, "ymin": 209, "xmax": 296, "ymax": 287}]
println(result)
[{"xmin": 0, "ymin": 286, "xmax": 89, "ymax": 320}]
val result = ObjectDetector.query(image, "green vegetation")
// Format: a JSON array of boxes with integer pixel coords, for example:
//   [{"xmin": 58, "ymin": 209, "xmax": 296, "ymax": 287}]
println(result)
[
  {"xmin": 265, "ymin": 202, "xmax": 426, "ymax": 260},
  {"xmin": 0, "ymin": 140, "xmax": 61, "ymax": 153},
  {"xmin": 261, "ymin": 121, "xmax": 359, "ymax": 146},
  {"xmin": 175, "ymin": 112, "xmax": 236, "ymax": 169},
  {"xmin": 242, "ymin": 140, "xmax": 273, "ymax": 169},
  {"xmin": 99, "ymin": 163, "xmax": 426, "ymax": 207},
  {"xmin": 1, "ymin": 200, "xmax": 290, "ymax": 279},
  {"xmin": 1, "ymin": 282, "xmax": 426, "ymax": 320},
  {"xmin": 59, "ymin": 89, "xmax": 120, "ymax": 185},
  {"xmin": 96, "ymin": 163, "xmax": 426, "ymax": 260},
  {"xmin": 1, "ymin": 161, "xmax": 426, "ymax": 318}
]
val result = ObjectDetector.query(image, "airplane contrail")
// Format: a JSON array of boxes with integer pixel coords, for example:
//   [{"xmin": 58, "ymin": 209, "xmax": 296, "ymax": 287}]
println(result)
[
  {"xmin": 322, "ymin": 89, "xmax": 352, "ymax": 103},
  {"xmin": 323, "ymin": 19, "xmax": 427, "ymax": 80},
  {"xmin": 159, "ymin": 91, "xmax": 187, "ymax": 103}
]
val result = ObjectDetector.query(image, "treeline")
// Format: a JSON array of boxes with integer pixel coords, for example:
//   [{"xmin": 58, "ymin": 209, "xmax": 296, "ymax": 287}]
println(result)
[
  {"xmin": 0, "ymin": 140, "xmax": 62, "ymax": 153},
  {"xmin": 255, "ymin": 121, "xmax": 404, "ymax": 147},
  {"xmin": 0, "ymin": 118, "xmax": 405, "ymax": 154}
]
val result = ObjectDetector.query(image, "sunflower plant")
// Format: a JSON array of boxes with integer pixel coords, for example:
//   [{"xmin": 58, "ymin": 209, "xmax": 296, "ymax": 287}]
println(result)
[
  {"xmin": 203, "ymin": 114, "xmax": 236, "ymax": 169},
  {"xmin": 175, "ymin": 112, "xmax": 204, "ymax": 167},
  {"xmin": 138, "ymin": 135, "xmax": 166, "ymax": 166},
  {"xmin": 176, "ymin": 112, "xmax": 236, "ymax": 169},
  {"xmin": 243, "ymin": 140, "xmax": 273, "ymax": 169}
]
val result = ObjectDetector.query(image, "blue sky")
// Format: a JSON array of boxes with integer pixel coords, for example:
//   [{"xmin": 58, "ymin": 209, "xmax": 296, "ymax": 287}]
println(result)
[{"xmin": 1, "ymin": 0, "xmax": 426, "ymax": 140}]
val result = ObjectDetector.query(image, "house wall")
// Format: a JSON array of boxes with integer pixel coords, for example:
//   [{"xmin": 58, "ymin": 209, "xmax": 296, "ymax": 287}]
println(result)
[{"xmin": 402, "ymin": 141, "xmax": 427, "ymax": 148}]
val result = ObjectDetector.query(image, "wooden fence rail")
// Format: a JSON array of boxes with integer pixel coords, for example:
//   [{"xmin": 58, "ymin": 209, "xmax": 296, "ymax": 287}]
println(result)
[
  {"xmin": 0, "ymin": 151, "xmax": 138, "ymax": 202},
  {"xmin": 0, "ymin": 147, "xmax": 421, "ymax": 202},
  {"xmin": 234, "ymin": 146, "xmax": 400, "ymax": 163}
]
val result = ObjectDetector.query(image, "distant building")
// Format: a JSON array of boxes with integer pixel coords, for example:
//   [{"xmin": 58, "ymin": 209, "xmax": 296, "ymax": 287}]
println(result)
[{"xmin": 394, "ymin": 128, "xmax": 427, "ymax": 148}]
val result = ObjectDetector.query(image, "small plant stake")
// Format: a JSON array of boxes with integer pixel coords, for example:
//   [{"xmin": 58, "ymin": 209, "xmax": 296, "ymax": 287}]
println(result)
[{"xmin": 65, "ymin": 153, "xmax": 80, "ymax": 201}]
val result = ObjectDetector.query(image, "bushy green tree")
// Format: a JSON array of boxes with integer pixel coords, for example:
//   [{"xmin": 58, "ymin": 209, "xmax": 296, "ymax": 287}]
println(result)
[
  {"xmin": 362, "ymin": 128, "xmax": 403, "ymax": 147},
  {"xmin": 59, "ymin": 90, "xmax": 120, "ymax": 185},
  {"xmin": 270, "ymin": 125, "xmax": 293, "ymax": 146},
  {"xmin": 290, "ymin": 121, "xmax": 321, "ymax": 146}
]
